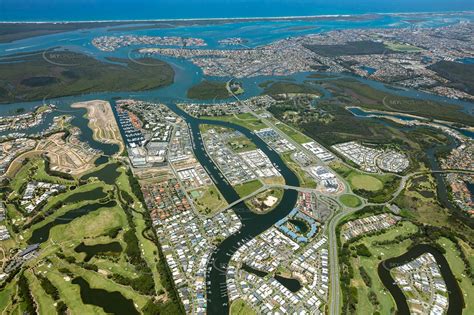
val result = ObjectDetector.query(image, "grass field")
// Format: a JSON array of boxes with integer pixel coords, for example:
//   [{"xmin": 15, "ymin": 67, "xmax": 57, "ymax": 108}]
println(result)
[
  {"xmin": 350, "ymin": 174, "xmax": 383, "ymax": 191},
  {"xmin": 230, "ymin": 299, "xmax": 256, "ymax": 315},
  {"xmin": 384, "ymin": 41, "xmax": 424, "ymax": 52},
  {"xmin": 331, "ymin": 162, "xmax": 399, "ymax": 202},
  {"xmin": 340, "ymin": 194, "xmax": 362, "ymax": 208},
  {"xmin": 274, "ymin": 121, "xmax": 313, "ymax": 144},
  {"xmin": 191, "ymin": 184, "xmax": 228, "ymax": 216},
  {"xmin": 204, "ymin": 114, "xmax": 268, "ymax": 131},
  {"xmin": 227, "ymin": 136, "xmax": 257, "ymax": 153},
  {"xmin": 24, "ymin": 270, "xmax": 57, "ymax": 315},
  {"xmin": 234, "ymin": 180, "xmax": 263, "ymax": 198},
  {"xmin": 436, "ymin": 237, "xmax": 474, "ymax": 314}
]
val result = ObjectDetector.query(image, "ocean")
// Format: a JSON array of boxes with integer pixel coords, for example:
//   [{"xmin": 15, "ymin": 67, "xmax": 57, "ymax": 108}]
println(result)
[{"xmin": 1, "ymin": 0, "xmax": 473, "ymax": 22}]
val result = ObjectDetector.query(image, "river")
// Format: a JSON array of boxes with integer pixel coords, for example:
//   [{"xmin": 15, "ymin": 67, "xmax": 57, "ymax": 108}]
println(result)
[{"xmin": 378, "ymin": 244, "xmax": 464, "ymax": 315}]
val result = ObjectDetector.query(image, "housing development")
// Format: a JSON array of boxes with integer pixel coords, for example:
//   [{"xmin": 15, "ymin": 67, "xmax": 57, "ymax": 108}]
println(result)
[{"xmin": 0, "ymin": 9, "xmax": 473, "ymax": 315}]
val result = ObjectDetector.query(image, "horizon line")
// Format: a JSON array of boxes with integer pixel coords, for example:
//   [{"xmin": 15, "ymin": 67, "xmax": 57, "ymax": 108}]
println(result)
[{"xmin": 0, "ymin": 10, "xmax": 472, "ymax": 24}]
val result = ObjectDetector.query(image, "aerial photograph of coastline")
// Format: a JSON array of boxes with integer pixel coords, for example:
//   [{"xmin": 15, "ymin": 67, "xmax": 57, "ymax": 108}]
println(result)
[{"xmin": 0, "ymin": 0, "xmax": 473, "ymax": 314}]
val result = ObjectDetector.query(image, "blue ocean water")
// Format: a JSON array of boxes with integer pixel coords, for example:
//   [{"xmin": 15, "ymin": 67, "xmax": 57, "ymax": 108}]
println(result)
[{"xmin": 1, "ymin": 0, "xmax": 474, "ymax": 21}]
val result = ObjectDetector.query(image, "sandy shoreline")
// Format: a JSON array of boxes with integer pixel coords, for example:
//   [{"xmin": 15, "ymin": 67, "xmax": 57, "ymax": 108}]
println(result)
[{"xmin": 71, "ymin": 100, "xmax": 124, "ymax": 156}]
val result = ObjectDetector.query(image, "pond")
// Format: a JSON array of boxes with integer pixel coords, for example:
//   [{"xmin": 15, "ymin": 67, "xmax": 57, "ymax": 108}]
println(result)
[
  {"xmin": 241, "ymin": 264, "xmax": 268, "ymax": 278},
  {"xmin": 72, "ymin": 277, "xmax": 138, "ymax": 315},
  {"xmin": 81, "ymin": 163, "xmax": 121, "ymax": 185},
  {"xmin": 62, "ymin": 187, "xmax": 107, "ymax": 204},
  {"xmin": 74, "ymin": 241, "xmax": 122, "ymax": 262},
  {"xmin": 274, "ymin": 275, "xmax": 302, "ymax": 293},
  {"xmin": 28, "ymin": 200, "xmax": 117, "ymax": 244},
  {"xmin": 288, "ymin": 219, "xmax": 309, "ymax": 234}
]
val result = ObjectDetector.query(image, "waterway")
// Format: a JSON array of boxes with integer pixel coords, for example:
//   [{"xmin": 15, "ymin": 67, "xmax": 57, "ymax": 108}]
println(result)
[
  {"xmin": 166, "ymin": 102, "xmax": 300, "ymax": 314},
  {"xmin": 72, "ymin": 277, "xmax": 139, "ymax": 315},
  {"xmin": 378, "ymin": 244, "xmax": 464, "ymax": 315}
]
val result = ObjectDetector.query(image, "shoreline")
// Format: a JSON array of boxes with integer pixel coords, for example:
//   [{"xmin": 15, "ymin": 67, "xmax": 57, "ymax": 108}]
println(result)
[{"xmin": 0, "ymin": 10, "xmax": 472, "ymax": 24}]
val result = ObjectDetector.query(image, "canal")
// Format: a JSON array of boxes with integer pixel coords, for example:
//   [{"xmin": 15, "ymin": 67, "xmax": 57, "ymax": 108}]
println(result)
[
  {"xmin": 378, "ymin": 244, "xmax": 464, "ymax": 315},
  {"xmin": 166, "ymin": 103, "xmax": 300, "ymax": 314}
]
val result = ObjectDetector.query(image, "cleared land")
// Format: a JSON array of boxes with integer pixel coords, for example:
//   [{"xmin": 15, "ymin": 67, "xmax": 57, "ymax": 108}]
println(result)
[
  {"xmin": 281, "ymin": 152, "xmax": 316, "ymax": 189},
  {"xmin": 37, "ymin": 131, "xmax": 100, "ymax": 175},
  {"xmin": 72, "ymin": 100, "xmax": 124, "ymax": 155},
  {"xmin": 190, "ymin": 185, "xmax": 228, "ymax": 216},
  {"xmin": 204, "ymin": 113, "xmax": 268, "ymax": 131},
  {"xmin": 227, "ymin": 136, "xmax": 257, "ymax": 153},
  {"xmin": 245, "ymin": 188, "xmax": 284, "ymax": 213}
]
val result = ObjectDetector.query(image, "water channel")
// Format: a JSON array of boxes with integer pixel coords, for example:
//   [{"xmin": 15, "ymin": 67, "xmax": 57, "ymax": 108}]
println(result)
[
  {"xmin": 378, "ymin": 244, "xmax": 464, "ymax": 315},
  {"xmin": 166, "ymin": 103, "xmax": 300, "ymax": 314}
]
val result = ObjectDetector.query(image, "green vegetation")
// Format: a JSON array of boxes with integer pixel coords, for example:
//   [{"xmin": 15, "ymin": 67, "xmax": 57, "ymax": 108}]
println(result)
[
  {"xmin": 338, "ymin": 219, "xmax": 419, "ymax": 314},
  {"xmin": 304, "ymin": 40, "xmax": 394, "ymax": 56},
  {"xmin": 0, "ymin": 50, "xmax": 174, "ymax": 103},
  {"xmin": 0, "ymin": 158, "xmax": 183, "ymax": 314},
  {"xmin": 187, "ymin": 80, "xmax": 231, "ymax": 99},
  {"xmin": 337, "ymin": 198, "xmax": 474, "ymax": 314},
  {"xmin": 394, "ymin": 173, "xmax": 474, "ymax": 241},
  {"xmin": 349, "ymin": 174, "xmax": 383, "ymax": 191},
  {"xmin": 191, "ymin": 184, "xmax": 228, "ymax": 216},
  {"xmin": 428, "ymin": 60, "xmax": 474, "ymax": 96},
  {"xmin": 384, "ymin": 41, "xmax": 423, "ymax": 52},
  {"xmin": 340, "ymin": 194, "xmax": 362, "ymax": 208},
  {"xmin": 436, "ymin": 237, "xmax": 474, "ymax": 313},
  {"xmin": 230, "ymin": 298, "xmax": 256, "ymax": 315},
  {"xmin": 274, "ymin": 121, "xmax": 313, "ymax": 144},
  {"xmin": 281, "ymin": 151, "xmax": 317, "ymax": 189},
  {"xmin": 228, "ymin": 136, "xmax": 257, "ymax": 153},
  {"xmin": 331, "ymin": 162, "xmax": 400, "ymax": 203},
  {"xmin": 204, "ymin": 113, "xmax": 268, "ymax": 131},
  {"xmin": 325, "ymin": 78, "xmax": 472, "ymax": 125},
  {"xmin": 262, "ymin": 81, "xmax": 322, "ymax": 97},
  {"xmin": 234, "ymin": 179, "xmax": 263, "ymax": 198}
]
